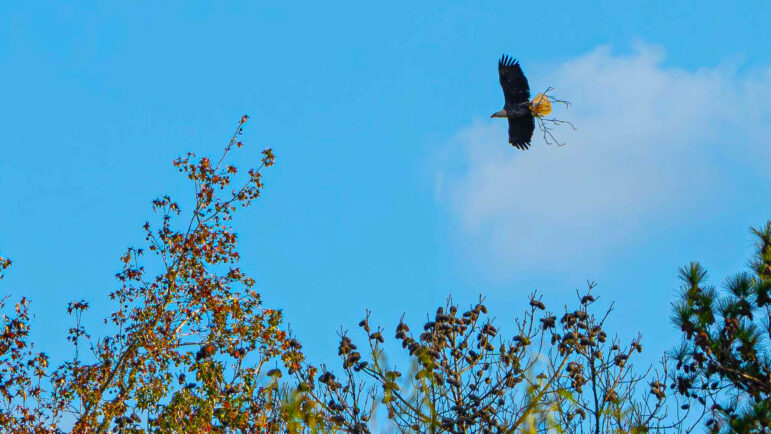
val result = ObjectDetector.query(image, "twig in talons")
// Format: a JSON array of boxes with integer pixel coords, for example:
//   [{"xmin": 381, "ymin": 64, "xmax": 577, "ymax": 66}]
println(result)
[{"xmin": 532, "ymin": 87, "xmax": 575, "ymax": 146}]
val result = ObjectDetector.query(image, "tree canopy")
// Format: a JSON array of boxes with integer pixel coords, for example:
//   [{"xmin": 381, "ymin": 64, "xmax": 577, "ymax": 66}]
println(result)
[{"xmin": 1, "ymin": 118, "xmax": 769, "ymax": 433}]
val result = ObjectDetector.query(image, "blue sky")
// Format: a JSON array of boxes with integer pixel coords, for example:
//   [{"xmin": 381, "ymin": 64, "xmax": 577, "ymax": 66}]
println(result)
[{"xmin": 2, "ymin": 1, "xmax": 770, "ymax": 374}]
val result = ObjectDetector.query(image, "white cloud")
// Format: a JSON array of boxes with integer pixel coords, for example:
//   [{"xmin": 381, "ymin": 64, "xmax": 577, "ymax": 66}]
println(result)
[{"xmin": 435, "ymin": 45, "xmax": 771, "ymax": 276}]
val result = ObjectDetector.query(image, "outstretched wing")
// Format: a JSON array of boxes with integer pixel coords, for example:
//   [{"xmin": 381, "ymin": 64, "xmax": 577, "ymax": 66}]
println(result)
[
  {"xmin": 508, "ymin": 115, "xmax": 535, "ymax": 150},
  {"xmin": 498, "ymin": 55, "xmax": 531, "ymax": 109}
]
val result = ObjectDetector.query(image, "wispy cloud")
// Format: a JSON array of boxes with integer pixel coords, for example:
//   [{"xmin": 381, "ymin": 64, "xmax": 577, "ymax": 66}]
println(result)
[{"xmin": 435, "ymin": 45, "xmax": 771, "ymax": 277}]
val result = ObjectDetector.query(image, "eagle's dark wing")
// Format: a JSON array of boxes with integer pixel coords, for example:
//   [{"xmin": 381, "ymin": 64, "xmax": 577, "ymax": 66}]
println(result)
[
  {"xmin": 508, "ymin": 115, "xmax": 535, "ymax": 150},
  {"xmin": 498, "ymin": 55, "xmax": 531, "ymax": 109}
]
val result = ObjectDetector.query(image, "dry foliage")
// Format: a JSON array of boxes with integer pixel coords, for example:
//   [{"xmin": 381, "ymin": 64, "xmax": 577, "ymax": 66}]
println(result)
[
  {"xmin": 6, "ymin": 116, "xmax": 766, "ymax": 433},
  {"xmin": 0, "ymin": 117, "xmax": 321, "ymax": 433},
  {"xmin": 296, "ymin": 284, "xmax": 686, "ymax": 433}
]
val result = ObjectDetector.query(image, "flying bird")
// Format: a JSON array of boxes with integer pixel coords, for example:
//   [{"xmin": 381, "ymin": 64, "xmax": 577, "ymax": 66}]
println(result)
[{"xmin": 491, "ymin": 55, "xmax": 552, "ymax": 150}]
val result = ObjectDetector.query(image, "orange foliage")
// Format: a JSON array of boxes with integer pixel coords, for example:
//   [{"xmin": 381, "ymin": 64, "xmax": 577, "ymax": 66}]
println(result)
[{"xmin": 0, "ymin": 118, "xmax": 323, "ymax": 432}]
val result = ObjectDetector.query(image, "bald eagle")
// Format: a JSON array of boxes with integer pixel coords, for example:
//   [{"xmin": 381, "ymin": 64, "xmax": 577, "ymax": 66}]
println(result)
[{"xmin": 491, "ymin": 55, "xmax": 553, "ymax": 150}]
